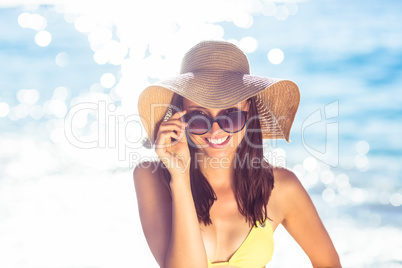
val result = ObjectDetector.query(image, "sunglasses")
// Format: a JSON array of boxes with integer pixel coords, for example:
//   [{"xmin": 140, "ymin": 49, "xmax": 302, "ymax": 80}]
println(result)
[{"xmin": 183, "ymin": 110, "xmax": 248, "ymax": 135}]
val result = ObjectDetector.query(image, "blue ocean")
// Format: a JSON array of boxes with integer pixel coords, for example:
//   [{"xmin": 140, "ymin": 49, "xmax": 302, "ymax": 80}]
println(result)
[{"xmin": 0, "ymin": 0, "xmax": 401, "ymax": 267}]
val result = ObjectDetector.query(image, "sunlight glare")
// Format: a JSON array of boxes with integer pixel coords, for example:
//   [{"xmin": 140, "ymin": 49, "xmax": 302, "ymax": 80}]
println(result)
[
  {"xmin": 55, "ymin": 52, "xmax": 69, "ymax": 67},
  {"xmin": 262, "ymin": 2, "xmax": 276, "ymax": 16},
  {"xmin": 93, "ymin": 50, "xmax": 109, "ymax": 65},
  {"xmin": 100, "ymin": 73, "xmax": 116, "ymax": 88},
  {"xmin": 285, "ymin": 2, "xmax": 299, "ymax": 16},
  {"xmin": 53, "ymin": 87, "xmax": 70, "ymax": 100},
  {"xmin": 355, "ymin": 155, "xmax": 369, "ymax": 171},
  {"xmin": 320, "ymin": 170, "xmax": 334, "ymax": 185},
  {"xmin": 30, "ymin": 105, "xmax": 44, "ymax": 120},
  {"xmin": 378, "ymin": 191, "xmax": 391, "ymax": 205},
  {"xmin": 390, "ymin": 193, "xmax": 402, "ymax": 207},
  {"xmin": 356, "ymin": 140, "xmax": 370, "ymax": 155},
  {"xmin": 88, "ymin": 26, "xmax": 113, "ymax": 49},
  {"xmin": 335, "ymin": 173, "xmax": 350, "ymax": 188},
  {"xmin": 17, "ymin": 89, "xmax": 40, "ymax": 104},
  {"xmin": 303, "ymin": 157, "xmax": 317, "ymax": 172},
  {"xmin": 268, "ymin": 48, "xmax": 284, "ymax": 64},
  {"xmin": 322, "ymin": 188, "xmax": 336, "ymax": 203},
  {"xmin": 74, "ymin": 15, "xmax": 96, "ymax": 33},
  {"xmin": 43, "ymin": 100, "xmax": 67, "ymax": 118},
  {"xmin": 275, "ymin": 5, "xmax": 289, "ymax": 21},
  {"xmin": 350, "ymin": 188, "xmax": 368, "ymax": 204},
  {"xmin": 0, "ymin": 102, "xmax": 10, "ymax": 117},
  {"xmin": 35, "ymin": 31, "xmax": 52, "ymax": 47},
  {"xmin": 234, "ymin": 12, "xmax": 253, "ymax": 29},
  {"xmin": 238, "ymin": 37, "xmax": 258, "ymax": 53},
  {"xmin": 93, "ymin": 40, "xmax": 127, "ymax": 65},
  {"xmin": 18, "ymin": 12, "xmax": 47, "ymax": 31},
  {"xmin": 303, "ymin": 171, "xmax": 319, "ymax": 188},
  {"xmin": 14, "ymin": 104, "xmax": 30, "ymax": 119}
]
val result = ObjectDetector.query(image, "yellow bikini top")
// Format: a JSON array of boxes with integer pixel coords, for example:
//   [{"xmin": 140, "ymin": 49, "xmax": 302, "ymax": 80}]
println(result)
[{"xmin": 207, "ymin": 221, "xmax": 274, "ymax": 268}]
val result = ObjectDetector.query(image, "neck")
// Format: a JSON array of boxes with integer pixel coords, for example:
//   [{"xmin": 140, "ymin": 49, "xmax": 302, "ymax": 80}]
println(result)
[{"xmin": 196, "ymin": 152, "xmax": 235, "ymax": 190}]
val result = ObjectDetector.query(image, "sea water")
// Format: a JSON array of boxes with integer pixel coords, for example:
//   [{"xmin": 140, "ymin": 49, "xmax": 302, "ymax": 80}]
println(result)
[{"xmin": 0, "ymin": 1, "xmax": 401, "ymax": 267}]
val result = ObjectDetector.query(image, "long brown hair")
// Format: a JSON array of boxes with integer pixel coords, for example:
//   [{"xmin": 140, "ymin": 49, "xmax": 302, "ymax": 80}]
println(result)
[{"xmin": 163, "ymin": 93, "xmax": 274, "ymax": 227}]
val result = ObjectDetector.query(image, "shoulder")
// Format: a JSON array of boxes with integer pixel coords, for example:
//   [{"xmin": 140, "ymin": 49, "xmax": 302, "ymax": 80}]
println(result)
[
  {"xmin": 133, "ymin": 160, "xmax": 166, "ymax": 180},
  {"xmin": 133, "ymin": 160, "xmax": 171, "ymax": 196},
  {"xmin": 271, "ymin": 166, "xmax": 309, "ymax": 215},
  {"xmin": 133, "ymin": 160, "xmax": 160, "ymax": 179},
  {"xmin": 272, "ymin": 166, "xmax": 303, "ymax": 194}
]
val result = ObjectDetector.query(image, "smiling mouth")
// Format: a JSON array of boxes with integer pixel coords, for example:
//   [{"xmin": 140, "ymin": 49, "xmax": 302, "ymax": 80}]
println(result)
[{"xmin": 205, "ymin": 136, "xmax": 231, "ymax": 148}]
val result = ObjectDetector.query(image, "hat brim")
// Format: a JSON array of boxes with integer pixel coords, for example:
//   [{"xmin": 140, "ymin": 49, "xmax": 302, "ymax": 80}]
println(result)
[{"xmin": 138, "ymin": 71, "xmax": 300, "ymax": 143}]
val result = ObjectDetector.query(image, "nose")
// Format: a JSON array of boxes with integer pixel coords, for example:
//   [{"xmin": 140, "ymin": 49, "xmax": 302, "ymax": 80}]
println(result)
[{"xmin": 209, "ymin": 121, "xmax": 223, "ymax": 136}]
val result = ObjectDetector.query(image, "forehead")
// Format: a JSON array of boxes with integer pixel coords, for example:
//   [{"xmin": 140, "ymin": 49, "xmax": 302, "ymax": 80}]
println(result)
[{"xmin": 183, "ymin": 98, "xmax": 248, "ymax": 110}]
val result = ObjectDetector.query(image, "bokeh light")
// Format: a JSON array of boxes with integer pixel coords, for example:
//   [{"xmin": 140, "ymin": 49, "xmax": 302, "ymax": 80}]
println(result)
[
  {"xmin": 35, "ymin": 30, "xmax": 52, "ymax": 47},
  {"xmin": 237, "ymin": 37, "xmax": 258, "ymax": 53},
  {"xmin": 53, "ymin": 86, "xmax": 70, "ymax": 100},
  {"xmin": 356, "ymin": 140, "xmax": 370, "ymax": 155},
  {"xmin": 1, "ymin": 1, "xmax": 402, "ymax": 267},
  {"xmin": 303, "ymin": 157, "xmax": 317, "ymax": 172},
  {"xmin": 275, "ymin": 5, "xmax": 290, "ymax": 21},
  {"xmin": 268, "ymin": 48, "xmax": 284, "ymax": 64},
  {"xmin": 322, "ymin": 188, "xmax": 336, "ymax": 203},
  {"xmin": 18, "ymin": 12, "xmax": 47, "ymax": 31},
  {"xmin": 17, "ymin": 89, "xmax": 40, "ymax": 104},
  {"xmin": 100, "ymin": 73, "xmax": 116, "ymax": 88},
  {"xmin": 55, "ymin": 52, "xmax": 69, "ymax": 67},
  {"xmin": 390, "ymin": 193, "xmax": 402, "ymax": 207},
  {"xmin": 0, "ymin": 102, "xmax": 10, "ymax": 117},
  {"xmin": 234, "ymin": 12, "xmax": 253, "ymax": 28}
]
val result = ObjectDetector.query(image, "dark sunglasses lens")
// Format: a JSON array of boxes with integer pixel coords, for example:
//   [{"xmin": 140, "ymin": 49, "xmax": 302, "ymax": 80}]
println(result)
[
  {"xmin": 187, "ymin": 115, "xmax": 210, "ymax": 134},
  {"xmin": 219, "ymin": 111, "xmax": 246, "ymax": 133}
]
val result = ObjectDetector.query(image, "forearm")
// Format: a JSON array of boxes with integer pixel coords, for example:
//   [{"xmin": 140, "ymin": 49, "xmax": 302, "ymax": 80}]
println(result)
[{"xmin": 165, "ymin": 173, "xmax": 208, "ymax": 268}]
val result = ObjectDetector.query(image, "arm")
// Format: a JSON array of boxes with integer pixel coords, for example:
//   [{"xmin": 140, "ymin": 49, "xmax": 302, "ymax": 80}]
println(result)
[
  {"xmin": 134, "ymin": 111, "xmax": 207, "ymax": 268},
  {"xmin": 273, "ymin": 168, "xmax": 341, "ymax": 268},
  {"xmin": 134, "ymin": 164, "xmax": 208, "ymax": 268}
]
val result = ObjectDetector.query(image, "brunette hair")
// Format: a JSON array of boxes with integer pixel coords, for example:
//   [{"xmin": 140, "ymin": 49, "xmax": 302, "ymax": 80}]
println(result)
[{"xmin": 162, "ymin": 93, "xmax": 274, "ymax": 227}]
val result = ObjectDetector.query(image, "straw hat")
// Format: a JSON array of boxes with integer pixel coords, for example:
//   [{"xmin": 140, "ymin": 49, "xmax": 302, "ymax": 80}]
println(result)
[{"xmin": 138, "ymin": 40, "xmax": 300, "ymax": 144}]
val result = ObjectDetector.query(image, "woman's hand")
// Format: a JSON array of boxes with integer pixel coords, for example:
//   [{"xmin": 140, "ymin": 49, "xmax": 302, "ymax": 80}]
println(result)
[{"xmin": 155, "ymin": 110, "xmax": 190, "ymax": 178}]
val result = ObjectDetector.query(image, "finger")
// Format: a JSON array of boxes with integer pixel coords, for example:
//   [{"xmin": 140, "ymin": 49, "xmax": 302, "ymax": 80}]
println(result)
[
  {"xmin": 155, "ymin": 130, "xmax": 180, "ymax": 149},
  {"xmin": 158, "ymin": 123, "xmax": 184, "ymax": 134},
  {"xmin": 160, "ymin": 118, "xmax": 187, "ymax": 128},
  {"xmin": 169, "ymin": 110, "xmax": 187, "ymax": 120},
  {"xmin": 175, "ymin": 128, "xmax": 189, "ymax": 145}
]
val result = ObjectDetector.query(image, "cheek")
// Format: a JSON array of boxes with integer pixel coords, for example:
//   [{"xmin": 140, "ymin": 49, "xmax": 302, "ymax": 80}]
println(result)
[
  {"xmin": 186, "ymin": 133, "xmax": 206, "ymax": 147},
  {"xmin": 231, "ymin": 129, "xmax": 247, "ymax": 147}
]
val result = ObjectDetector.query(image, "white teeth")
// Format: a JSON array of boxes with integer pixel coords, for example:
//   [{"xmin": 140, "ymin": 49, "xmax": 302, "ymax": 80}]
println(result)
[{"xmin": 207, "ymin": 136, "xmax": 229, "ymax": 144}]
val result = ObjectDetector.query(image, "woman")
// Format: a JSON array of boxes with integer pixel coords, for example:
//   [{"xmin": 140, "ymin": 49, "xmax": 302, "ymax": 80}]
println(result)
[{"xmin": 134, "ymin": 41, "xmax": 341, "ymax": 268}]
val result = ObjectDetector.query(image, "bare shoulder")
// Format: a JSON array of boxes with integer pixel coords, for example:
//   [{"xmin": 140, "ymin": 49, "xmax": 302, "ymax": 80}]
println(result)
[
  {"xmin": 133, "ymin": 160, "xmax": 170, "ymax": 193},
  {"xmin": 133, "ymin": 161, "xmax": 173, "ymax": 266},
  {"xmin": 272, "ymin": 166, "xmax": 305, "ymax": 197},
  {"xmin": 272, "ymin": 167, "xmax": 341, "ymax": 266},
  {"xmin": 133, "ymin": 160, "xmax": 161, "ymax": 180},
  {"xmin": 133, "ymin": 160, "xmax": 172, "ymax": 213},
  {"xmin": 270, "ymin": 166, "xmax": 311, "ymax": 218}
]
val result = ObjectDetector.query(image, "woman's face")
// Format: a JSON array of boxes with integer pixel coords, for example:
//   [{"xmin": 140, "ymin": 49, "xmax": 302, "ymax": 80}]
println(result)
[{"xmin": 182, "ymin": 98, "xmax": 249, "ymax": 159}]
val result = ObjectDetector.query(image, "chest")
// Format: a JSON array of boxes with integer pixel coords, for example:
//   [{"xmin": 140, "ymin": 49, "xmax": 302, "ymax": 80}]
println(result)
[
  {"xmin": 200, "ymin": 192, "xmax": 281, "ymax": 264},
  {"xmin": 200, "ymin": 196, "xmax": 253, "ymax": 263}
]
